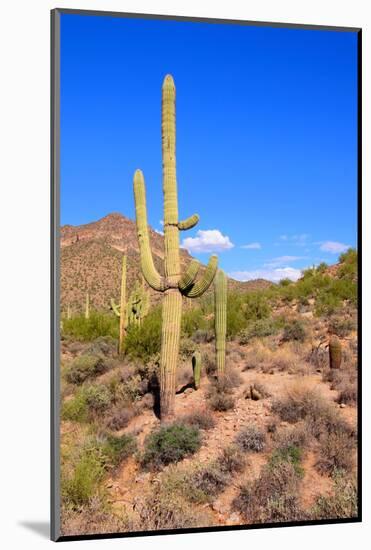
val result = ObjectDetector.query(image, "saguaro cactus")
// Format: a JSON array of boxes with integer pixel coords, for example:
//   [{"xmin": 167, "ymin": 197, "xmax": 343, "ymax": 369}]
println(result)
[
  {"xmin": 110, "ymin": 255, "xmax": 127, "ymax": 354},
  {"xmin": 85, "ymin": 291, "xmax": 90, "ymax": 320},
  {"xmin": 127, "ymin": 280, "xmax": 150, "ymax": 326},
  {"xmin": 192, "ymin": 351, "xmax": 202, "ymax": 390},
  {"xmin": 329, "ymin": 334, "xmax": 342, "ymax": 369},
  {"xmin": 133, "ymin": 75, "xmax": 218, "ymax": 420},
  {"xmin": 214, "ymin": 269, "xmax": 227, "ymax": 379}
]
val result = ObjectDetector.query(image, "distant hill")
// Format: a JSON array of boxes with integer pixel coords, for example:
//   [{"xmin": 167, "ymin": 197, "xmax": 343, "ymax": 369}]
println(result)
[{"xmin": 60, "ymin": 213, "xmax": 272, "ymax": 314}]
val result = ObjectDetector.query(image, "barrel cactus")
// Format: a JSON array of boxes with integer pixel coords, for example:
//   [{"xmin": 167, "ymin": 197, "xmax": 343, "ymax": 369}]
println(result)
[
  {"xmin": 329, "ymin": 334, "xmax": 342, "ymax": 369},
  {"xmin": 214, "ymin": 269, "xmax": 227, "ymax": 379},
  {"xmin": 110, "ymin": 255, "xmax": 127, "ymax": 355},
  {"xmin": 133, "ymin": 75, "xmax": 218, "ymax": 421}
]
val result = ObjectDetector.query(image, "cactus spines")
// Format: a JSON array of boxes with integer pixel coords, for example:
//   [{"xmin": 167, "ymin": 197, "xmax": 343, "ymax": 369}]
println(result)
[
  {"xmin": 192, "ymin": 351, "xmax": 202, "ymax": 390},
  {"xmin": 329, "ymin": 334, "xmax": 342, "ymax": 369},
  {"xmin": 133, "ymin": 75, "xmax": 218, "ymax": 421},
  {"xmin": 110, "ymin": 256, "xmax": 127, "ymax": 354},
  {"xmin": 85, "ymin": 291, "xmax": 90, "ymax": 319},
  {"xmin": 214, "ymin": 269, "xmax": 227, "ymax": 379}
]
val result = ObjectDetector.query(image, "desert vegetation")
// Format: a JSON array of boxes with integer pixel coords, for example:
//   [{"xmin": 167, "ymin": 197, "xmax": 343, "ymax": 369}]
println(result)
[
  {"xmin": 59, "ymin": 76, "xmax": 358, "ymax": 536},
  {"xmin": 60, "ymin": 245, "xmax": 358, "ymax": 536}
]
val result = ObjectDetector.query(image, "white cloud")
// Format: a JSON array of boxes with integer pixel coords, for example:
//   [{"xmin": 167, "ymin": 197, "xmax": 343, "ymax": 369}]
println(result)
[
  {"xmin": 159, "ymin": 220, "xmax": 164, "ymax": 226},
  {"xmin": 229, "ymin": 266, "xmax": 302, "ymax": 283},
  {"xmin": 319, "ymin": 241, "xmax": 350, "ymax": 254},
  {"xmin": 241, "ymin": 242, "xmax": 261, "ymax": 250},
  {"xmin": 277, "ymin": 234, "xmax": 310, "ymax": 246},
  {"xmin": 154, "ymin": 228, "xmax": 164, "ymax": 235},
  {"xmin": 264, "ymin": 255, "xmax": 306, "ymax": 268},
  {"xmin": 182, "ymin": 229, "xmax": 234, "ymax": 253}
]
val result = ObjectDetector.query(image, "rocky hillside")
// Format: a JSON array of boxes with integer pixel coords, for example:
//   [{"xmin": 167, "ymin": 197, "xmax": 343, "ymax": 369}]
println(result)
[{"xmin": 60, "ymin": 213, "xmax": 271, "ymax": 313}]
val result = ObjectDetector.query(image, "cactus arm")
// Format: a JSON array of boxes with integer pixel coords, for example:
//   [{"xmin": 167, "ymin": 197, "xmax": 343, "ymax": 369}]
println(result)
[
  {"xmin": 110, "ymin": 298, "xmax": 121, "ymax": 317},
  {"xmin": 178, "ymin": 259, "xmax": 200, "ymax": 291},
  {"xmin": 133, "ymin": 169, "xmax": 167, "ymax": 292},
  {"xmin": 182, "ymin": 255, "xmax": 218, "ymax": 298},
  {"xmin": 178, "ymin": 213, "xmax": 199, "ymax": 231}
]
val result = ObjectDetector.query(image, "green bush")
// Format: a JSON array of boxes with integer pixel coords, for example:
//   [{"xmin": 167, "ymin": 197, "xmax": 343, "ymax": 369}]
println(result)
[
  {"xmin": 282, "ymin": 320, "xmax": 307, "ymax": 342},
  {"xmin": 99, "ymin": 433, "xmax": 137, "ymax": 467},
  {"xmin": 244, "ymin": 292, "xmax": 271, "ymax": 321},
  {"xmin": 65, "ymin": 354, "xmax": 106, "ymax": 384},
  {"xmin": 61, "ymin": 392, "xmax": 89, "ymax": 422},
  {"xmin": 238, "ymin": 318, "xmax": 279, "ymax": 344},
  {"xmin": 124, "ymin": 307, "xmax": 162, "ymax": 361},
  {"xmin": 142, "ymin": 424, "xmax": 201, "ymax": 470},
  {"xmin": 84, "ymin": 384, "xmax": 112, "ymax": 413},
  {"xmin": 182, "ymin": 307, "xmax": 207, "ymax": 337},
  {"xmin": 62, "ymin": 452, "xmax": 105, "ymax": 506},
  {"xmin": 62, "ymin": 312, "xmax": 119, "ymax": 341},
  {"xmin": 269, "ymin": 445, "xmax": 304, "ymax": 477}
]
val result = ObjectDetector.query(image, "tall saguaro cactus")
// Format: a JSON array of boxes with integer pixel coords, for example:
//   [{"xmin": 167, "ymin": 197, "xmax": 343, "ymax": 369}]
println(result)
[
  {"xmin": 133, "ymin": 75, "xmax": 218, "ymax": 421},
  {"xmin": 214, "ymin": 269, "xmax": 227, "ymax": 379},
  {"xmin": 110, "ymin": 255, "xmax": 127, "ymax": 354}
]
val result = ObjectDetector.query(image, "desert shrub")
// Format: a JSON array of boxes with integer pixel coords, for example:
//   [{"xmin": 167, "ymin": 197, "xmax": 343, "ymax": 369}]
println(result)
[
  {"xmin": 238, "ymin": 318, "xmax": 279, "ymax": 345},
  {"xmin": 62, "ymin": 312, "xmax": 119, "ymax": 342},
  {"xmin": 181, "ymin": 409, "xmax": 216, "ymax": 431},
  {"xmin": 61, "ymin": 495, "xmax": 131, "ymax": 536},
  {"xmin": 233, "ymin": 459, "xmax": 303, "ymax": 523},
  {"xmin": 328, "ymin": 317, "xmax": 355, "ymax": 337},
  {"xmin": 133, "ymin": 485, "xmax": 212, "ymax": 530},
  {"xmin": 124, "ymin": 307, "xmax": 162, "ymax": 361},
  {"xmin": 62, "ymin": 452, "xmax": 105, "ymax": 506},
  {"xmin": 247, "ymin": 380, "xmax": 270, "ymax": 399},
  {"xmin": 188, "ymin": 463, "xmax": 229, "ymax": 501},
  {"xmin": 271, "ymin": 383, "xmax": 323, "ymax": 423},
  {"xmin": 182, "ymin": 307, "xmax": 207, "ymax": 337},
  {"xmin": 179, "ymin": 337, "xmax": 196, "ymax": 358},
  {"xmin": 141, "ymin": 424, "xmax": 201, "ymax": 470},
  {"xmin": 244, "ymin": 292, "xmax": 271, "ymax": 321},
  {"xmin": 203, "ymin": 348, "xmax": 216, "ymax": 375},
  {"xmin": 273, "ymin": 423, "xmax": 309, "ymax": 451},
  {"xmin": 98, "ymin": 433, "xmax": 137, "ymax": 468},
  {"xmin": 310, "ymin": 469, "xmax": 358, "ymax": 520},
  {"xmin": 61, "ymin": 392, "xmax": 89, "ymax": 423},
  {"xmin": 270, "ymin": 445, "xmax": 304, "ymax": 477},
  {"xmin": 282, "ymin": 320, "xmax": 307, "ymax": 343},
  {"xmin": 192, "ymin": 329, "xmax": 214, "ymax": 343},
  {"xmin": 224, "ymin": 366, "xmax": 243, "ymax": 388},
  {"xmin": 338, "ymin": 248, "xmax": 357, "ymax": 279},
  {"xmin": 217, "ymin": 445, "xmax": 246, "ymax": 475},
  {"xmin": 209, "ymin": 393, "xmax": 235, "ymax": 412},
  {"xmin": 316, "ymin": 429, "xmax": 355, "ymax": 475},
  {"xmin": 235, "ymin": 425, "xmax": 266, "ymax": 452},
  {"xmin": 65, "ymin": 354, "xmax": 106, "ymax": 385},
  {"xmin": 337, "ymin": 383, "xmax": 357, "ymax": 405},
  {"xmin": 85, "ymin": 336, "xmax": 118, "ymax": 357},
  {"xmin": 104, "ymin": 406, "xmax": 136, "ymax": 431},
  {"xmin": 84, "ymin": 384, "xmax": 112, "ymax": 413}
]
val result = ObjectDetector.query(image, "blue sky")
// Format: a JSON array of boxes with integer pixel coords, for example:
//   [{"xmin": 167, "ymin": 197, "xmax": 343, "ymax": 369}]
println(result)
[{"xmin": 60, "ymin": 13, "xmax": 358, "ymax": 282}]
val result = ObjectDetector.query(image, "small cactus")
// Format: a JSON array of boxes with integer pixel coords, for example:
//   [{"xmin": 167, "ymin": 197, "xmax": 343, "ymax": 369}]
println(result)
[
  {"xmin": 192, "ymin": 351, "xmax": 202, "ymax": 389},
  {"xmin": 110, "ymin": 255, "xmax": 127, "ymax": 355},
  {"xmin": 214, "ymin": 269, "xmax": 227, "ymax": 379},
  {"xmin": 85, "ymin": 291, "xmax": 90, "ymax": 319},
  {"xmin": 329, "ymin": 335, "xmax": 342, "ymax": 369},
  {"xmin": 127, "ymin": 280, "xmax": 150, "ymax": 326}
]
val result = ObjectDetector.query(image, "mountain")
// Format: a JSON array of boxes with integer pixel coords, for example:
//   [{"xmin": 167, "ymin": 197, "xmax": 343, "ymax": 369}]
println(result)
[{"xmin": 60, "ymin": 213, "xmax": 272, "ymax": 313}]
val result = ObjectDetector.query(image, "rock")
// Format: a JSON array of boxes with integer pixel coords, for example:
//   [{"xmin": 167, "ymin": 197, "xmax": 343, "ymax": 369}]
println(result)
[
  {"xmin": 228, "ymin": 513, "xmax": 240, "ymax": 523},
  {"xmin": 135, "ymin": 473, "xmax": 150, "ymax": 483},
  {"xmin": 184, "ymin": 388, "xmax": 194, "ymax": 395},
  {"xmin": 340, "ymin": 403, "xmax": 346, "ymax": 408},
  {"xmin": 251, "ymin": 387, "xmax": 262, "ymax": 401}
]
